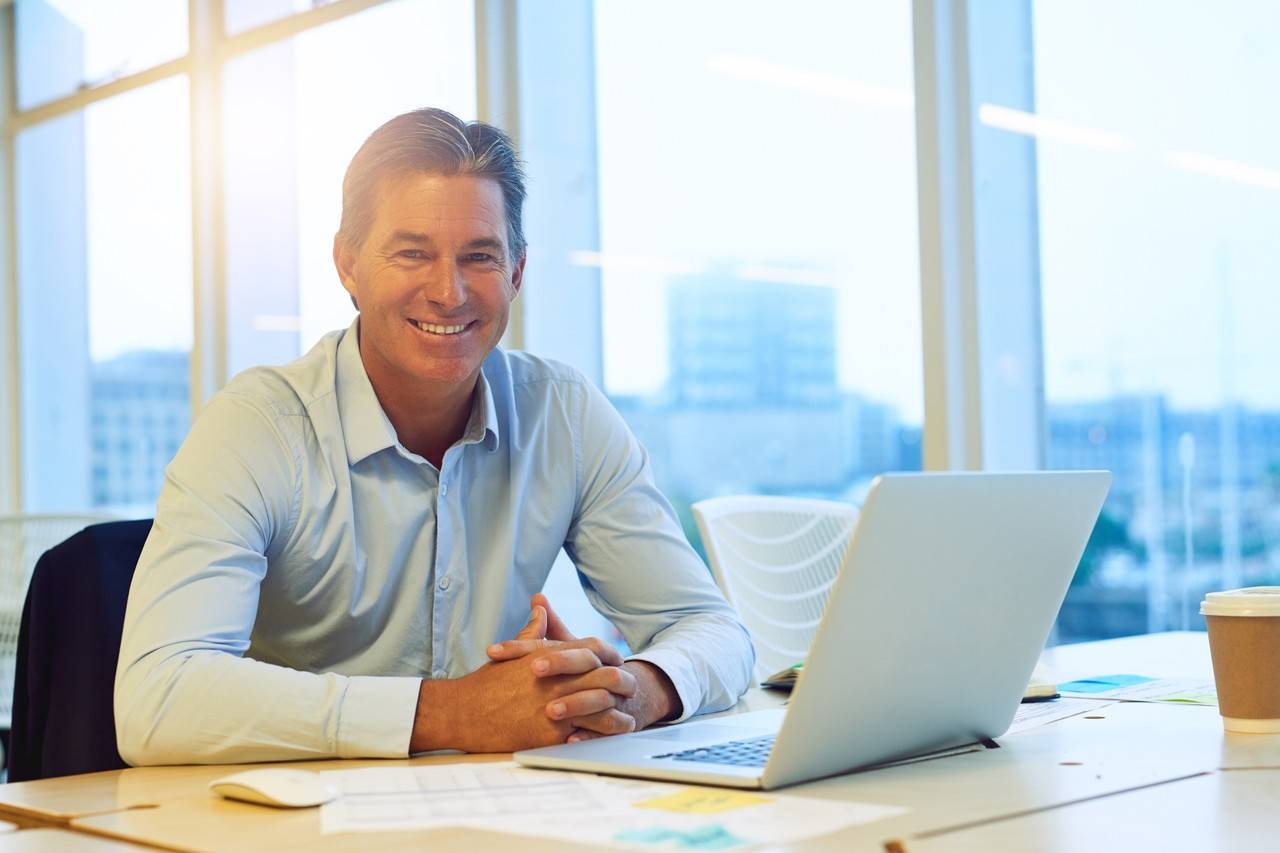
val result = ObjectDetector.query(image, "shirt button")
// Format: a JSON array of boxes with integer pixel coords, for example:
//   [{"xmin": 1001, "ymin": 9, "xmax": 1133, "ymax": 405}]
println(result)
[
  {"xmin": 439, "ymin": 482, "xmax": 448, "ymax": 497},
  {"xmin": 438, "ymin": 576, "xmax": 451, "ymax": 591}
]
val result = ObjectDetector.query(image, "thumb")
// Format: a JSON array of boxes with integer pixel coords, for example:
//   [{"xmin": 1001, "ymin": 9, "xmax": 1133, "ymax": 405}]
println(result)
[
  {"xmin": 533, "ymin": 593, "xmax": 578, "ymax": 642},
  {"xmin": 515, "ymin": 605, "xmax": 548, "ymax": 641}
]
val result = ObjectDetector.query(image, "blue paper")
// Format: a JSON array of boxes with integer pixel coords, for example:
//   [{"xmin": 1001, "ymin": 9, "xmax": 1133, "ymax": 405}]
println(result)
[
  {"xmin": 1057, "ymin": 674, "xmax": 1156, "ymax": 694},
  {"xmin": 678, "ymin": 825, "xmax": 746, "ymax": 849},
  {"xmin": 613, "ymin": 824, "xmax": 747, "ymax": 849}
]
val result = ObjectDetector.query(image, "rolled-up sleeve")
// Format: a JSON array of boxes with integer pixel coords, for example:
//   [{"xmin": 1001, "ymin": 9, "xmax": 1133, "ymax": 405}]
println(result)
[
  {"xmin": 113, "ymin": 393, "xmax": 420, "ymax": 765},
  {"xmin": 563, "ymin": 381, "xmax": 755, "ymax": 721}
]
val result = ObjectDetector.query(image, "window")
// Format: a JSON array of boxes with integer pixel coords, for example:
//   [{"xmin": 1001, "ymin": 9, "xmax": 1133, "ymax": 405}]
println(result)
[
  {"xmin": 16, "ymin": 0, "xmax": 187, "ymax": 109},
  {"xmin": 590, "ymin": 0, "xmax": 924, "ymax": 551},
  {"xmin": 17, "ymin": 76, "xmax": 192, "ymax": 515},
  {"xmin": 224, "ymin": 0, "xmax": 331, "ymax": 35},
  {"xmin": 1028, "ymin": 1, "xmax": 1280, "ymax": 639},
  {"xmin": 8, "ymin": 1, "xmax": 1271, "ymax": 649}
]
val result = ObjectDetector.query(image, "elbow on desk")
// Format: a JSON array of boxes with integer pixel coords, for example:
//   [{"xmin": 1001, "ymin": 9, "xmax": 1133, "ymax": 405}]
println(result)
[
  {"xmin": 114, "ymin": 654, "xmax": 200, "ymax": 767},
  {"xmin": 115, "ymin": 721, "xmax": 165, "ymax": 768},
  {"xmin": 114, "ymin": 684, "xmax": 173, "ymax": 767}
]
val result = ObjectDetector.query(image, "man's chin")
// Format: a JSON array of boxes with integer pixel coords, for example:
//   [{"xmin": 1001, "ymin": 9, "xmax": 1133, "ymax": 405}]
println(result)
[{"xmin": 404, "ymin": 360, "xmax": 482, "ymax": 390}]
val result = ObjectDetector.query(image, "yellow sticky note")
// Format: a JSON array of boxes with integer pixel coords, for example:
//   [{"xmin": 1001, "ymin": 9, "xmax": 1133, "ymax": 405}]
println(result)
[{"xmin": 633, "ymin": 787, "xmax": 770, "ymax": 815}]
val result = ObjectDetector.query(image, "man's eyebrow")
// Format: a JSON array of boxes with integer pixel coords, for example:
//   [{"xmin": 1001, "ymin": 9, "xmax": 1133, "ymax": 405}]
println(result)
[
  {"xmin": 383, "ymin": 230, "xmax": 435, "ymax": 247},
  {"xmin": 463, "ymin": 237, "xmax": 506, "ymax": 254}
]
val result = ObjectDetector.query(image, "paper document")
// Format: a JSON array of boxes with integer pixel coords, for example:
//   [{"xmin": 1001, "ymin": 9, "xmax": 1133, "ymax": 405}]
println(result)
[
  {"xmin": 320, "ymin": 763, "xmax": 624, "ymax": 830},
  {"xmin": 319, "ymin": 761, "xmax": 906, "ymax": 848},
  {"xmin": 1004, "ymin": 697, "xmax": 1117, "ymax": 736},
  {"xmin": 1058, "ymin": 675, "xmax": 1218, "ymax": 705}
]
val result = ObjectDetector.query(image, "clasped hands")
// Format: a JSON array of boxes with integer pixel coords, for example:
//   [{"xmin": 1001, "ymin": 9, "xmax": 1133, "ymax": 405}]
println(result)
[{"xmin": 410, "ymin": 593, "xmax": 679, "ymax": 753}]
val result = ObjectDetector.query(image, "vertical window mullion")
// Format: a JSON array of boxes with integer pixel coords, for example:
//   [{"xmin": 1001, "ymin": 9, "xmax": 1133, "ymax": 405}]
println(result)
[
  {"xmin": 0, "ymin": 6, "xmax": 17, "ymax": 512},
  {"xmin": 474, "ymin": 0, "xmax": 524, "ymax": 350},
  {"xmin": 189, "ymin": 0, "xmax": 228, "ymax": 413},
  {"xmin": 912, "ymin": 0, "xmax": 1046, "ymax": 472},
  {"xmin": 913, "ymin": 0, "xmax": 984, "ymax": 471}
]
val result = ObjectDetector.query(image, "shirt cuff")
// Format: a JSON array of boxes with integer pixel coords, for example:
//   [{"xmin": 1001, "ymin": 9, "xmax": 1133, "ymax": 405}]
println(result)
[
  {"xmin": 336, "ymin": 675, "xmax": 422, "ymax": 757},
  {"xmin": 626, "ymin": 647, "xmax": 700, "ymax": 724}
]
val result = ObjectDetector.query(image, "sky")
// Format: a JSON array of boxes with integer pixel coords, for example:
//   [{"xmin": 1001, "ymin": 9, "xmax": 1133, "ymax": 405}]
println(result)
[{"xmin": 34, "ymin": 0, "xmax": 1280, "ymax": 421}]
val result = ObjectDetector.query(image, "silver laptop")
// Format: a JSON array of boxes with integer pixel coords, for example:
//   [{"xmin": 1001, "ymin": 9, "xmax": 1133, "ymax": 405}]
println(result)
[{"xmin": 516, "ymin": 471, "xmax": 1111, "ymax": 790}]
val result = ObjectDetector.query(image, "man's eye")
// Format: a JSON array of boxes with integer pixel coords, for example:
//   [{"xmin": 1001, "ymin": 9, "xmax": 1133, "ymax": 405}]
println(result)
[
  {"xmin": 397, "ymin": 250, "xmax": 428, "ymax": 260},
  {"xmin": 465, "ymin": 253, "xmax": 498, "ymax": 263}
]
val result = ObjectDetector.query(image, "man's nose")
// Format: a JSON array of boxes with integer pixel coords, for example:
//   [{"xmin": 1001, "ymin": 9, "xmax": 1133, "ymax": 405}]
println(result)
[{"xmin": 422, "ymin": 259, "xmax": 467, "ymax": 309}]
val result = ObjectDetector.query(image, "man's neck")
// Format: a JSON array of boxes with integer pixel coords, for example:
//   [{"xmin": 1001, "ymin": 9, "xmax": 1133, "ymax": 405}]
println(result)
[
  {"xmin": 383, "ymin": 382, "xmax": 476, "ymax": 469},
  {"xmin": 359, "ymin": 339, "xmax": 478, "ymax": 469}
]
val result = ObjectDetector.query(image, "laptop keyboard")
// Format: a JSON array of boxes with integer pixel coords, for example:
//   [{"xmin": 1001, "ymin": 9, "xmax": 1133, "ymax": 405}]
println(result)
[{"xmin": 652, "ymin": 734, "xmax": 776, "ymax": 767}]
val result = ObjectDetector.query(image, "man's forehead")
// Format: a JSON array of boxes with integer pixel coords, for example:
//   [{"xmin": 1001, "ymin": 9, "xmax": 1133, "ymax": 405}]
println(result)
[{"xmin": 372, "ymin": 172, "xmax": 507, "ymax": 231}]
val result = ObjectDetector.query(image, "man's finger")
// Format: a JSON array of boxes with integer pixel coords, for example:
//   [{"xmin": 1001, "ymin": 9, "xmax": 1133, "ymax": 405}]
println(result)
[
  {"xmin": 563, "ymin": 708, "xmax": 637, "ymax": 737},
  {"xmin": 487, "ymin": 636, "xmax": 623, "ymax": 666},
  {"xmin": 552, "ymin": 665, "xmax": 638, "ymax": 699},
  {"xmin": 514, "ymin": 605, "xmax": 548, "ymax": 641},
  {"xmin": 545, "ymin": 688, "xmax": 619, "ymax": 720},
  {"xmin": 581, "ymin": 636, "xmax": 624, "ymax": 667},
  {"xmin": 565, "ymin": 728, "xmax": 605, "ymax": 744},
  {"xmin": 532, "ymin": 593, "xmax": 577, "ymax": 642},
  {"xmin": 530, "ymin": 647, "xmax": 601, "ymax": 677},
  {"xmin": 487, "ymin": 637, "xmax": 552, "ymax": 660}
]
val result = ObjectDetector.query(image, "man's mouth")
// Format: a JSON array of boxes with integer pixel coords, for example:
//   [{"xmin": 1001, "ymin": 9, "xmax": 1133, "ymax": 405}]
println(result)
[{"xmin": 409, "ymin": 319, "xmax": 471, "ymax": 335}]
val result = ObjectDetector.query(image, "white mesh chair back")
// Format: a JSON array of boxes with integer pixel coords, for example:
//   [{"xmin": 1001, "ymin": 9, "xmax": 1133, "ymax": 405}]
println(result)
[
  {"xmin": 0, "ymin": 514, "xmax": 116, "ymax": 729},
  {"xmin": 692, "ymin": 496, "xmax": 858, "ymax": 684}
]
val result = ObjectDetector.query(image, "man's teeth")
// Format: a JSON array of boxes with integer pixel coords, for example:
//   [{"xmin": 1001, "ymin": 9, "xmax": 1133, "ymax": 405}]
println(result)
[{"xmin": 413, "ymin": 320, "xmax": 468, "ymax": 335}]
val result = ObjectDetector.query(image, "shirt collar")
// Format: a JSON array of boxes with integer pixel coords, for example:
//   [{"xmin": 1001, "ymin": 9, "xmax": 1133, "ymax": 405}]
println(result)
[
  {"xmin": 336, "ymin": 318, "xmax": 501, "ymax": 466},
  {"xmin": 336, "ymin": 318, "xmax": 400, "ymax": 466},
  {"xmin": 462, "ymin": 363, "xmax": 502, "ymax": 453}
]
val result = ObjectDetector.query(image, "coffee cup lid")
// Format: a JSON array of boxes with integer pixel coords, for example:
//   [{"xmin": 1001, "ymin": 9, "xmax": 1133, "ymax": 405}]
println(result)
[{"xmin": 1200, "ymin": 587, "xmax": 1280, "ymax": 617}]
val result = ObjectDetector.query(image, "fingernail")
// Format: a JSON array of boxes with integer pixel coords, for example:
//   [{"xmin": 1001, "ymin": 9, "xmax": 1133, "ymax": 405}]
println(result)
[
  {"xmin": 550, "ymin": 703, "xmax": 565, "ymax": 718},
  {"xmin": 488, "ymin": 644, "xmax": 502, "ymax": 655},
  {"xmin": 567, "ymin": 734, "xmax": 580, "ymax": 743},
  {"xmin": 533, "ymin": 659, "xmax": 549, "ymax": 674}
]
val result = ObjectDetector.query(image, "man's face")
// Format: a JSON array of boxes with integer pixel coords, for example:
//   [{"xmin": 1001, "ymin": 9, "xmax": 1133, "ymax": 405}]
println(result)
[{"xmin": 334, "ymin": 173, "xmax": 524, "ymax": 396}]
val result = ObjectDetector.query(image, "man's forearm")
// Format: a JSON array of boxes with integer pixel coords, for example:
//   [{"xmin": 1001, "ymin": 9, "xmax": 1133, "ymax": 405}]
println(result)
[{"xmin": 116, "ymin": 650, "xmax": 421, "ymax": 765}]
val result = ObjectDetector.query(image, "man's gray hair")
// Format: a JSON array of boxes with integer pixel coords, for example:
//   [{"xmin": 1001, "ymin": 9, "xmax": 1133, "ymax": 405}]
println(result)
[{"xmin": 337, "ymin": 107, "xmax": 527, "ymax": 261}]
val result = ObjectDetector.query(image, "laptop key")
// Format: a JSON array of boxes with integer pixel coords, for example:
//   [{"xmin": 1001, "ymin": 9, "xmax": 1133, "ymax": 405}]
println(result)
[{"xmin": 660, "ymin": 735, "xmax": 776, "ymax": 768}]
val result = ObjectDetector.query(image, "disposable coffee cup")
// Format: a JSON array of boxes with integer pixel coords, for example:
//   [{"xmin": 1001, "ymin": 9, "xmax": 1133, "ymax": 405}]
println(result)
[{"xmin": 1200, "ymin": 587, "xmax": 1280, "ymax": 734}]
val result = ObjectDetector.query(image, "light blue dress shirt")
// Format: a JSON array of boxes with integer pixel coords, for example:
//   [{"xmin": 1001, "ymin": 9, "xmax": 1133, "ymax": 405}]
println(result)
[{"xmin": 114, "ymin": 320, "xmax": 754, "ymax": 765}]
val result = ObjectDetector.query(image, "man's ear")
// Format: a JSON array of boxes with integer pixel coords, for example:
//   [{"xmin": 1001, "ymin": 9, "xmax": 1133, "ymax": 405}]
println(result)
[
  {"xmin": 509, "ymin": 253, "xmax": 526, "ymax": 296},
  {"xmin": 333, "ymin": 234, "xmax": 359, "ymax": 310}
]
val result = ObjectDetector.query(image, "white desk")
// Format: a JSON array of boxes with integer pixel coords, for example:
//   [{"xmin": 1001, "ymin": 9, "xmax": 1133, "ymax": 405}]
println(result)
[{"xmin": 0, "ymin": 632, "xmax": 1273, "ymax": 852}]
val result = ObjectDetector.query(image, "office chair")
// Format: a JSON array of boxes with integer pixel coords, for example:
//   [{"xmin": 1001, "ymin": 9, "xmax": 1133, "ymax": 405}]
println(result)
[
  {"xmin": 0, "ymin": 514, "xmax": 117, "ymax": 737},
  {"xmin": 692, "ymin": 496, "xmax": 858, "ymax": 683},
  {"xmin": 7, "ymin": 519, "xmax": 152, "ymax": 782}
]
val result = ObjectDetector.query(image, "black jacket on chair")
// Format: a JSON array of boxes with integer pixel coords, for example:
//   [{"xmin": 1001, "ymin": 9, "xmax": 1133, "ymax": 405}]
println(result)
[{"xmin": 7, "ymin": 519, "xmax": 152, "ymax": 782}]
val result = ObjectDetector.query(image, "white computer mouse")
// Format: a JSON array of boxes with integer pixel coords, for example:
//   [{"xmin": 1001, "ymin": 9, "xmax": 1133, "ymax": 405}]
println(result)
[{"xmin": 208, "ymin": 768, "xmax": 338, "ymax": 808}]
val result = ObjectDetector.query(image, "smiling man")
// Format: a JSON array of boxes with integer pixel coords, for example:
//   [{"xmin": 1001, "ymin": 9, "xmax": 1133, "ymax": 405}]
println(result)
[{"xmin": 113, "ymin": 108, "xmax": 754, "ymax": 764}]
